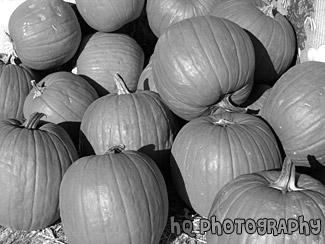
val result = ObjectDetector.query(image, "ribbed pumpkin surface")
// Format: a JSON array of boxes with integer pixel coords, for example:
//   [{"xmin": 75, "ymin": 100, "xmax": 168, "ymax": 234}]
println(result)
[
  {"xmin": 8, "ymin": 0, "xmax": 81, "ymax": 70},
  {"xmin": 76, "ymin": 32, "xmax": 145, "ymax": 97},
  {"xmin": 0, "ymin": 59, "xmax": 36, "ymax": 120},
  {"xmin": 0, "ymin": 113, "xmax": 78, "ymax": 231},
  {"xmin": 171, "ymin": 111, "xmax": 282, "ymax": 217},
  {"xmin": 23, "ymin": 71, "xmax": 98, "ymax": 124},
  {"xmin": 152, "ymin": 15, "xmax": 255, "ymax": 121},
  {"xmin": 59, "ymin": 149, "xmax": 168, "ymax": 244},
  {"xmin": 261, "ymin": 61, "xmax": 325, "ymax": 166}
]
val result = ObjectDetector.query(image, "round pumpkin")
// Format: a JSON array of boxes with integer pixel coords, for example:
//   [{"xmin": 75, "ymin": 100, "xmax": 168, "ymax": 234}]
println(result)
[
  {"xmin": 170, "ymin": 111, "xmax": 282, "ymax": 217},
  {"xmin": 59, "ymin": 145, "xmax": 168, "ymax": 244},
  {"xmin": 207, "ymin": 157, "xmax": 325, "ymax": 243},
  {"xmin": 80, "ymin": 74, "xmax": 179, "ymax": 172},
  {"xmin": 76, "ymin": 32, "xmax": 145, "ymax": 97},
  {"xmin": 8, "ymin": 0, "xmax": 82, "ymax": 70},
  {"xmin": 261, "ymin": 61, "xmax": 325, "ymax": 167},
  {"xmin": 210, "ymin": 0, "xmax": 296, "ymax": 85},
  {"xmin": 0, "ymin": 112, "xmax": 78, "ymax": 231},
  {"xmin": 152, "ymin": 15, "xmax": 255, "ymax": 121},
  {"xmin": 0, "ymin": 54, "xmax": 39, "ymax": 120},
  {"xmin": 23, "ymin": 71, "xmax": 98, "ymax": 124},
  {"xmin": 75, "ymin": 0, "xmax": 145, "ymax": 32},
  {"xmin": 146, "ymin": 0, "xmax": 221, "ymax": 37}
]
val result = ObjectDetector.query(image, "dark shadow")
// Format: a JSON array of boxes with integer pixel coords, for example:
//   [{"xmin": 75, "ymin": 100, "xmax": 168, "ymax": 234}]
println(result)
[
  {"xmin": 169, "ymin": 153, "xmax": 194, "ymax": 212},
  {"xmin": 78, "ymin": 130, "xmax": 95, "ymax": 157},
  {"xmin": 244, "ymin": 30, "xmax": 278, "ymax": 86},
  {"xmin": 58, "ymin": 121, "xmax": 81, "ymax": 154},
  {"xmin": 296, "ymin": 155, "xmax": 325, "ymax": 184},
  {"xmin": 79, "ymin": 74, "xmax": 109, "ymax": 97}
]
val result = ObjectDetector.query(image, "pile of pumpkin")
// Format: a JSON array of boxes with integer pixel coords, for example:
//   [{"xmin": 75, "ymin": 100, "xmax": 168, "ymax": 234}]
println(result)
[{"xmin": 1, "ymin": 0, "xmax": 325, "ymax": 243}]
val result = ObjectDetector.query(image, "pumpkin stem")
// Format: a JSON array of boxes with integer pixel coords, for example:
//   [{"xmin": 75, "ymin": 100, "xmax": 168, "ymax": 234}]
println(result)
[
  {"xmin": 31, "ymin": 80, "xmax": 45, "ymax": 99},
  {"xmin": 259, "ymin": 4, "xmax": 275, "ymax": 18},
  {"xmin": 114, "ymin": 73, "xmax": 130, "ymax": 95},
  {"xmin": 106, "ymin": 144, "xmax": 126, "ymax": 154},
  {"xmin": 269, "ymin": 157, "xmax": 304, "ymax": 193},
  {"xmin": 211, "ymin": 94, "xmax": 248, "ymax": 114},
  {"xmin": 213, "ymin": 118, "xmax": 235, "ymax": 127},
  {"xmin": 0, "ymin": 31, "xmax": 20, "ymax": 65},
  {"xmin": 23, "ymin": 112, "xmax": 46, "ymax": 129}
]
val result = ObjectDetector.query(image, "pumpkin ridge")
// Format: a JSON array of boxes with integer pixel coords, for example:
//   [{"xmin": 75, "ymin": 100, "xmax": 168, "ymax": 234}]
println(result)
[{"xmin": 110, "ymin": 155, "xmax": 133, "ymax": 243}]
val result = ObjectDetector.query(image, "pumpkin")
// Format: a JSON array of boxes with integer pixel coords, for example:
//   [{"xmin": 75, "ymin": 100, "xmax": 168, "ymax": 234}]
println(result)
[
  {"xmin": 80, "ymin": 73, "xmax": 179, "ymax": 172},
  {"xmin": 59, "ymin": 145, "xmax": 168, "ymax": 244},
  {"xmin": 260, "ymin": 61, "xmax": 325, "ymax": 167},
  {"xmin": 8, "ymin": 0, "xmax": 82, "ymax": 70},
  {"xmin": 210, "ymin": 0, "xmax": 296, "ymax": 85},
  {"xmin": 0, "ymin": 112, "xmax": 78, "ymax": 231},
  {"xmin": 146, "ymin": 0, "xmax": 221, "ymax": 37},
  {"xmin": 152, "ymin": 15, "xmax": 255, "ymax": 121},
  {"xmin": 23, "ymin": 71, "xmax": 98, "ymax": 124},
  {"xmin": 76, "ymin": 32, "xmax": 145, "ymax": 97},
  {"xmin": 75, "ymin": 0, "xmax": 145, "ymax": 32},
  {"xmin": 0, "ymin": 54, "xmax": 39, "ymax": 120},
  {"xmin": 170, "ymin": 111, "xmax": 282, "ymax": 217},
  {"xmin": 207, "ymin": 157, "xmax": 325, "ymax": 243},
  {"xmin": 241, "ymin": 84, "xmax": 272, "ymax": 114}
]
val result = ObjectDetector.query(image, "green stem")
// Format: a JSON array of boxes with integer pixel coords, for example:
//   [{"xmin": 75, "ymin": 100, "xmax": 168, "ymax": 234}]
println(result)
[
  {"xmin": 114, "ymin": 73, "xmax": 130, "ymax": 95},
  {"xmin": 23, "ymin": 112, "xmax": 46, "ymax": 129},
  {"xmin": 213, "ymin": 118, "xmax": 235, "ymax": 127},
  {"xmin": 269, "ymin": 157, "xmax": 304, "ymax": 193},
  {"xmin": 210, "ymin": 94, "xmax": 248, "ymax": 114},
  {"xmin": 259, "ymin": 4, "xmax": 275, "ymax": 18}
]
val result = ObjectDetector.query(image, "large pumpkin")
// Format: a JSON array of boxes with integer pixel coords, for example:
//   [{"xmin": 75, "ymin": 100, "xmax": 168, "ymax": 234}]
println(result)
[
  {"xmin": 8, "ymin": 0, "xmax": 82, "ymax": 70},
  {"xmin": 152, "ymin": 15, "xmax": 255, "ymax": 121},
  {"xmin": 75, "ymin": 0, "xmax": 145, "ymax": 32},
  {"xmin": 207, "ymin": 157, "xmax": 325, "ymax": 243},
  {"xmin": 59, "ymin": 146, "xmax": 168, "ymax": 244},
  {"xmin": 0, "ymin": 112, "xmax": 78, "ymax": 231},
  {"xmin": 170, "ymin": 111, "xmax": 282, "ymax": 217},
  {"xmin": 146, "ymin": 0, "xmax": 221, "ymax": 37},
  {"xmin": 23, "ymin": 71, "xmax": 98, "ymax": 124},
  {"xmin": 76, "ymin": 32, "xmax": 145, "ymax": 97},
  {"xmin": 0, "ymin": 54, "xmax": 38, "ymax": 120},
  {"xmin": 80, "ymin": 74, "xmax": 179, "ymax": 172},
  {"xmin": 210, "ymin": 0, "xmax": 296, "ymax": 85},
  {"xmin": 261, "ymin": 61, "xmax": 325, "ymax": 167}
]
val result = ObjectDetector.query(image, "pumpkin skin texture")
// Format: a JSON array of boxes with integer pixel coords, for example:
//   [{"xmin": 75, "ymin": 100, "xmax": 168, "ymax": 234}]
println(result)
[
  {"xmin": 23, "ymin": 71, "xmax": 98, "ymax": 124},
  {"xmin": 207, "ymin": 158, "xmax": 325, "ymax": 244},
  {"xmin": 0, "ymin": 112, "xmax": 78, "ymax": 231},
  {"xmin": 261, "ymin": 61, "xmax": 325, "ymax": 167},
  {"xmin": 59, "ymin": 147, "xmax": 168, "ymax": 244},
  {"xmin": 152, "ymin": 15, "xmax": 255, "ymax": 121},
  {"xmin": 75, "ymin": 0, "xmax": 145, "ymax": 32},
  {"xmin": 79, "ymin": 74, "xmax": 179, "ymax": 171},
  {"xmin": 146, "ymin": 0, "xmax": 221, "ymax": 37},
  {"xmin": 0, "ymin": 55, "xmax": 38, "ymax": 120},
  {"xmin": 76, "ymin": 32, "xmax": 145, "ymax": 97},
  {"xmin": 170, "ymin": 111, "xmax": 282, "ymax": 217},
  {"xmin": 210, "ymin": 0, "xmax": 296, "ymax": 85},
  {"xmin": 8, "ymin": 0, "xmax": 82, "ymax": 70}
]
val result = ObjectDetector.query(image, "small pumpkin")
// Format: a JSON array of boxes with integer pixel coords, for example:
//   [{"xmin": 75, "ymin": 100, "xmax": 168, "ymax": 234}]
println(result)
[
  {"xmin": 76, "ymin": 32, "xmax": 145, "ymax": 97},
  {"xmin": 0, "ymin": 112, "xmax": 78, "ymax": 231},
  {"xmin": 152, "ymin": 15, "xmax": 255, "ymax": 121},
  {"xmin": 75, "ymin": 0, "xmax": 145, "ymax": 32},
  {"xmin": 59, "ymin": 145, "xmax": 168, "ymax": 244},
  {"xmin": 23, "ymin": 71, "xmax": 98, "ymax": 124},
  {"xmin": 170, "ymin": 111, "xmax": 282, "ymax": 217},
  {"xmin": 207, "ymin": 157, "xmax": 325, "ymax": 243},
  {"xmin": 8, "ymin": 0, "xmax": 82, "ymax": 70},
  {"xmin": 0, "ymin": 54, "xmax": 39, "ymax": 120},
  {"xmin": 261, "ymin": 61, "xmax": 325, "ymax": 166},
  {"xmin": 80, "ymin": 73, "xmax": 179, "ymax": 172}
]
